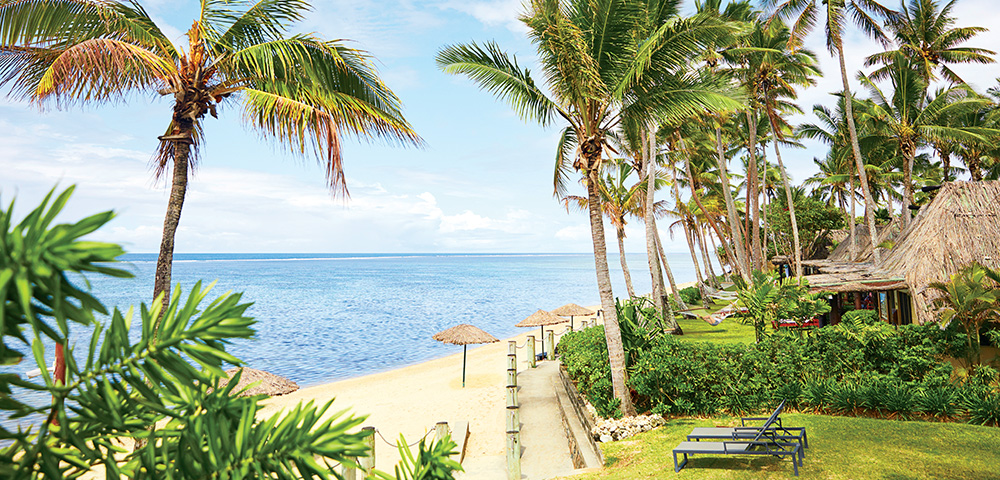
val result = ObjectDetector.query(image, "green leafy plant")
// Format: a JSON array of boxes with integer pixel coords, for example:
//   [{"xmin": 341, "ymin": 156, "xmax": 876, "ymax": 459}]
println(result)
[
  {"xmin": 678, "ymin": 286, "xmax": 702, "ymax": 306},
  {"xmin": 733, "ymin": 270, "xmax": 831, "ymax": 342},
  {"xmin": 917, "ymin": 386, "xmax": 961, "ymax": 420},
  {"xmin": 931, "ymin": 263, "xmax": 1000, "ymax": 369},
  {"xmin": 1, "ymin": 188, "xmax": 461, "ymax": 480}
]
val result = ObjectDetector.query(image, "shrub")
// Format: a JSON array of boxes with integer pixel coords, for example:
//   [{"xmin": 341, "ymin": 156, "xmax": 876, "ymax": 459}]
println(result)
[
  {"xmin": 842, "ymin": 309, "xmax": 879, "ymax": 326},
  {"xmin": 918, "ymin": 386, "xmax": 961, "ymax": 420},
  {"xmin": 965, "ymin": 392, "xmax": 1000, "ymax": 427},
  {"xmin": 679, "ymin": 286, "xmax": 702, "ymax": 305}
]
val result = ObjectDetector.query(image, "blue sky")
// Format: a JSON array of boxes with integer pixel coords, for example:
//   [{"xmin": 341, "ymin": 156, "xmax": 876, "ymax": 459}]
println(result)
[{"xmin": 1, "ymin": 0, "xmax": 997, "ymax": 254}]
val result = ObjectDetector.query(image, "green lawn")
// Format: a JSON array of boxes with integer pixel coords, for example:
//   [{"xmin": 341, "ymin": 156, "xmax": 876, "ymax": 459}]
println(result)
[
  {"xmin": 673, "ymin": 305, "xmax": 756, "ymax": 344},
  {"xmin": 564, "ymin": 413, "xmax": 1000, "ymax": 480}
]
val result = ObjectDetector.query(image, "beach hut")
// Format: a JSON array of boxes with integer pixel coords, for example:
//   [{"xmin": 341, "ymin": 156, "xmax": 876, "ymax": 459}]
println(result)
[
  {"xmin": 432, "ymin": 324, "xmax": 499, "ymax": 387},
  {"xmin": 876, "ymin": 181, "xmax": 1000, "ymax": 325},
  {"xmin": 550, "ymin": 303, "xmax": 595, "ymax": 330},
  {"xmin": 803, "ymin": 181, "xmax": 1000, "ymax": 326},
  {"xmin": 219, "ymin": 367, "xmax": 299, "ymax": 397},
  {"xmin": 515, "ymin": 309, "xmax": 568, "ymax": 359}
]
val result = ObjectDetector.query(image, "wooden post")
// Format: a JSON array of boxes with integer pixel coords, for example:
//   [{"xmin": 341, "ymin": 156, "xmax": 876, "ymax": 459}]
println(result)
[
  {"xmin": 527, "ymin": 336, "xmax": 536, "ymax": 368},
  {"xmin": 507, "ymin": 368, "xmax": 517, "ymax": 387},
  {"xmin": 435, "ymin": 421, "xmax": 450, "ymax": 443},
  {"xmin": 506, "ymin": 385, "xmax": 518, "ymax": 406},
  {"xmin": 547, "ymin": 330, "xmax": 555, "ymax": 359},
  {"xmin": 508, "ymin": 340, "xmax": 517, "ymax": 356},
  {"xmin": 506, "ymin": 430, "xmax": 521, "ymax": 480},
  {"xmin": 340, "ymin": 459, "xmax": 357, "ymax": 480},
  {"xmin": 360, "ymin": 426, "xmax": 375, "ymax": 475},
  {"xmin": 506, "ymin": 405, "xmax": 520, "ymax": 432},
  {"xmin": 569, "ymin": 315, "xmax": 574, "ymax": 331},
  {"xmin": 507, "ymin": 354, "xmax": 517, "ymax": 372}
]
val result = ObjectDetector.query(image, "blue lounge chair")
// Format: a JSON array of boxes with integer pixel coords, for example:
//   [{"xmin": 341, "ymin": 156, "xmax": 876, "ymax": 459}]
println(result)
[{"xmin": 672, "ymin": 402, "xmax": 804, "ymax": 476}]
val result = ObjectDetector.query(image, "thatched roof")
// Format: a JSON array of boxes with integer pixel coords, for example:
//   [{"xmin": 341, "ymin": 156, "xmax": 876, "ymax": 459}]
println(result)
[
  {"xmin": 432, "ymin": 324, "xmax": 499, "ymax": 345},
  {"xmin": 550, "ymin": 303, "xmax": 595, "ymax": 317},
  {"xmin": 827, "ymin": 219, "xmax": 902, "ymax": 262},
  {"xmin": 219, "ymin": 368, "xmax": 298, "ymax": 397},
  {"xmin": 876, "ymin": 181, "xmax": 1000, "ymax": 324},
  {"xmin": 515, "ymin": 309, "xmax": 568, "ymax": 327}
]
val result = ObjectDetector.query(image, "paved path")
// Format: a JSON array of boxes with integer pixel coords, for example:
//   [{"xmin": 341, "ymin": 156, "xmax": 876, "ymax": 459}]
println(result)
[{"xmin": 517, "ymin": 360, "xmax": 577, "ymax": 479}]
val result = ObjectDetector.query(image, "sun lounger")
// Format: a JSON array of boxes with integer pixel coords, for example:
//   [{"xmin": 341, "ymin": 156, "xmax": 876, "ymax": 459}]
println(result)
[
  {"xmin": 686, "ymin": 426, "xmax": 808, "ymax": 453},
  {"xmin": 672, "ymin": 440, "xmax": 802, "ymax": 476},
  {"xmin": 672, "ymin": 401, "xmax": 805, "ymax": 476}
]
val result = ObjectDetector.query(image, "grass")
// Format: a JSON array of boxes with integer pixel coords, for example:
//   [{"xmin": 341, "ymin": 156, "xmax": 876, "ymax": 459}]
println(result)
[
  {"xmin": 564, "ymin": 413, "xmax": 1000, "ymax": 480},
  {"xmin": 673, "ymin": 302, "xmax": 756, "ymax": 344}
]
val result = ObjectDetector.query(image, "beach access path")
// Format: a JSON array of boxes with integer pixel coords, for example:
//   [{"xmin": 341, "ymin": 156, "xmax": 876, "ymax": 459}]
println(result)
[{"xmin": 259, "ymin": 319, "xmax": 591, "ymax": 479}]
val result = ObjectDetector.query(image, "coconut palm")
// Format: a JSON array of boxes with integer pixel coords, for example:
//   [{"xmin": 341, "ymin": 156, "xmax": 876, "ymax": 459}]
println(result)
[
  {"xmin": 857, "ymin": 54, "xmax": 995, "ymax": 225},
  {"xmin": 865, "ymin": 0, "xmax": 995, "ymax": 86},
  {"xmin": 437, "ymin": 0, "xmax": 741, "ymax": 416},
  {"xmin": 765, "ymin": 0, "xmax": 898, "ymax": 263},
  {"xmin": 0, "ymin": 0, "xmax": 421, "ymax": 316},
  {"xmin": 726, "ymin": 17, "xmax": 820, "ymax": 276}
]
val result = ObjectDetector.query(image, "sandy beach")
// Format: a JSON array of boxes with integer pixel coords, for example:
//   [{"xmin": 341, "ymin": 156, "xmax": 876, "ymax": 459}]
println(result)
[
  {"xmin": 260, "ymin": 285, "xmax": 697, "ymax": 479},
  {"xmin": 259, "ymin": 322, "xmax": 578, "ymax": 478}
]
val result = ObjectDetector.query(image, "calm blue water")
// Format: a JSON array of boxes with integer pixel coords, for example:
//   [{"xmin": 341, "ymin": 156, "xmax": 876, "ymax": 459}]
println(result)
[{"xmin": 2, "ymin": 252, "xmax": 701, "ymax": 432}]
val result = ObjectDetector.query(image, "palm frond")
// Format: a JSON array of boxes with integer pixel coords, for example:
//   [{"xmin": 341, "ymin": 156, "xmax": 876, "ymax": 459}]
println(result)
[{"xmin": 436, "ymin": 41, "xmax": 562, "ymax": 127}]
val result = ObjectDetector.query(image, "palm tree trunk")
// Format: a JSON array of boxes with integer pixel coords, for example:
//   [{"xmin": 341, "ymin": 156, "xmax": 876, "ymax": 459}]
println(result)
[
  {"xmin": 652, "ymin": 220, "xmax": 686, "ymax": 314},
  {"xmin": 838, "ymin": 46, "xmax": 881, "ymax": 263},
  {"xmin": 768, "ymin": 117, "xmax": 803, "ymax": 277},
  {"xmin": 716, "ymin": 125, "xmax": 750, "ymax": 281},
  {"xmin": 677, "ymin": 137, "xmax": 743, "ymax": 278},
  {"xmin": 942, "ymin": 151, "xmax": 951, "ymax": 182},
  {"xmin": 708, "ymin": 232, "xmax": 730, "ymax": 281},
  {"xmin": 849, "ymin": 175, "xmax": 857, "ymax": 260},
  {"xmin": 903, "ymin": 144, "xmax": 915, "ymax": 227},
  {"xmin": 586, "ymin": 163, "xmax": 635, "ymax": 417},
  {"xmin": 746, "ymin": 111, "xmax": 763, "ymax": 270},
  {"xmin": 641, "ymin": 129, "xmax": 667, "ymax": 315},
  {"xmin": 695, "ymin": 222, "xmax": 721, "ymax": 289},
  {"xmin": 616, "ymin": 225, "xmax": 636, "ymax": 298},
  {"xmin": 153, "ymin": 138, "xmax": 192, "ymax": 323},
  {"xmin": 669, "ymin": 163, "xmax": 710, "ymax": 304}
]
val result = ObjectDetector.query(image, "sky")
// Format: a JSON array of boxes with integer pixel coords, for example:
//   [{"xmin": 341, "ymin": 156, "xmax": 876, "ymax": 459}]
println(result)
[{"xmin": 1, "ymin": 0, "xmax": 998, "ymax": 254}]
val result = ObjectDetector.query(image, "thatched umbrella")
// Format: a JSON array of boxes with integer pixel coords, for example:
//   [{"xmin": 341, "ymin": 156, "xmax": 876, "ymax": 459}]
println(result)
[
  {"xmin": 550, "ymin": 303, "xmax": 595, "ymax": 330},
  {"xmin": 432, "ymin": 324, "xmax": 499, "ymax": 387},
  {"xmin": 219, "ymin": 367, "xmax": 299, "ymax": 397},
  {"xmin": 515, "ymin": 309, "xmax": 568, "ymax": 358}
]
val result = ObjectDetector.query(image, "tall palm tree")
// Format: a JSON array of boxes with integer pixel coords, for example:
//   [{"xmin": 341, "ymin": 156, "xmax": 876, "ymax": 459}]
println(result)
[
  {"xmin": 0, "ymin": 0, "xmax": 421, "ymax": 316},
  {"xmin": 857, "ymin": 54, "xmax": 994, "ymax": 225},
  {"xmin": 765, "ymin": 0, "xmax": 898, "ymax": 263},
  {"xmin": 728, "ymin": 17, "xmax": 819, "ymax": 276},
  {"xmin": 865, "ymin": 0, "xmax": 995, "ymax": 86},
  {"xmin": 437, "ymin": 0, "xmax": 741, "ymax": 416}
]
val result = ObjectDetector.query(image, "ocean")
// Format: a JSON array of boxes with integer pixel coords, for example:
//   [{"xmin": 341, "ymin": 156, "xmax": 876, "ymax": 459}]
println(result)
[{"xmin": 2, "ymin": 252, "xmax": 701, "ymax": 432}]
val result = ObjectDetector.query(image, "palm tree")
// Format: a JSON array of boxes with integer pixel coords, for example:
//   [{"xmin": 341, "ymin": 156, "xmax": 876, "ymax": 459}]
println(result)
[
  {"xmin": 857, "ymin": 54, "xmax": 994, "ymax": 225},
  {"xmin": 799, "ymin": 98, "xmax": 863, "ymax": 258},
  {"xmin": 865, "ymin": 0, "xmax": 995, "ymax": 86},
  {"xmin": 0, "ymin": 0, "xmax": 421, "ymax": 316},
  {"xmin": 563, "ymin": 160, "xmax": 645, "ymax": 298},
  {"xmin": 437, "ymin": 0, "xmax": 741, "ymax": 416},
  {"xmin": 765, "ymin": 0, "xmax": 898, "ymax": 263},
  {"xmin": 728, "ymin": 17, "xmax": 819, "ymax": 276}
]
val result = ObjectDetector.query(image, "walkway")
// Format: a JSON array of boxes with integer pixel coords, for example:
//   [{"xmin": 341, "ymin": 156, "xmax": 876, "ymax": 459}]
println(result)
[{"xmin": 517, "ymin": 360, "xmax": 577, "ymax": 479}]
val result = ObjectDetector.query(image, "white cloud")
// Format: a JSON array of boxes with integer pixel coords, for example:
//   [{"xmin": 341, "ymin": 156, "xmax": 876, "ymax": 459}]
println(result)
[{"xmin": 440, "ymin": 0, "xmax": 527, "ymax": 33}]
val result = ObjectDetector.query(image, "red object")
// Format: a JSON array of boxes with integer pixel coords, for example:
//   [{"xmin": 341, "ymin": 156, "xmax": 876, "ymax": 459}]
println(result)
[{"xmin": 772, "ymin": 317, "xmax": 821, "ymax": 329}]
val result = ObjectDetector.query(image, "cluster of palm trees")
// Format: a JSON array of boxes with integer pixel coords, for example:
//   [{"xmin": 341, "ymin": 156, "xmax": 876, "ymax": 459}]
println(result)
[{"xmin": 439, "ymin": 0, "xmax": 996, "ymax": 416}]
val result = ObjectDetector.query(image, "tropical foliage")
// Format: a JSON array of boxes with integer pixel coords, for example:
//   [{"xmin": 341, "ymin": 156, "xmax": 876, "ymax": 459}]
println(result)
[
  {"xmin": 0, "ymin": 188, "xmax": 461, "ymax": 479},
  {"xmin": 732, "ymin": 270, "xmax": 831, "ymax": 342},
  {"xmin": 0, "ymin": 0, "xmax": 422, "ymax": 314}
]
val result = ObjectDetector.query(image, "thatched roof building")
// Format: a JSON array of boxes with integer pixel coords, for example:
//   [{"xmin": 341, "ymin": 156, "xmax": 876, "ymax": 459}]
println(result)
[
  {"xmin": 219, "ymin": 368, "xmax": 299, "ymax": 397},
  {"xmin": 876, "ymin": 181, "xmax": 1000, "ymax": 324},
  {"xmin": 827, "ymin": 219, "xmax": 902, "ymax": 262}
]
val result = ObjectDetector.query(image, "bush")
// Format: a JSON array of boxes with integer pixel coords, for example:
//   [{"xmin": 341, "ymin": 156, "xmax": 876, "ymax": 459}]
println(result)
[
  {"xmin": 679, "ymin": 286, "xmax": 701, "ymax": 305},
  {"xmin": 842, "ymin": 309, "xmax": 879, "ymax": 326},
  {"xmin": 560, "ymin": 319, "xmax": 982, "ymax": 425}
]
